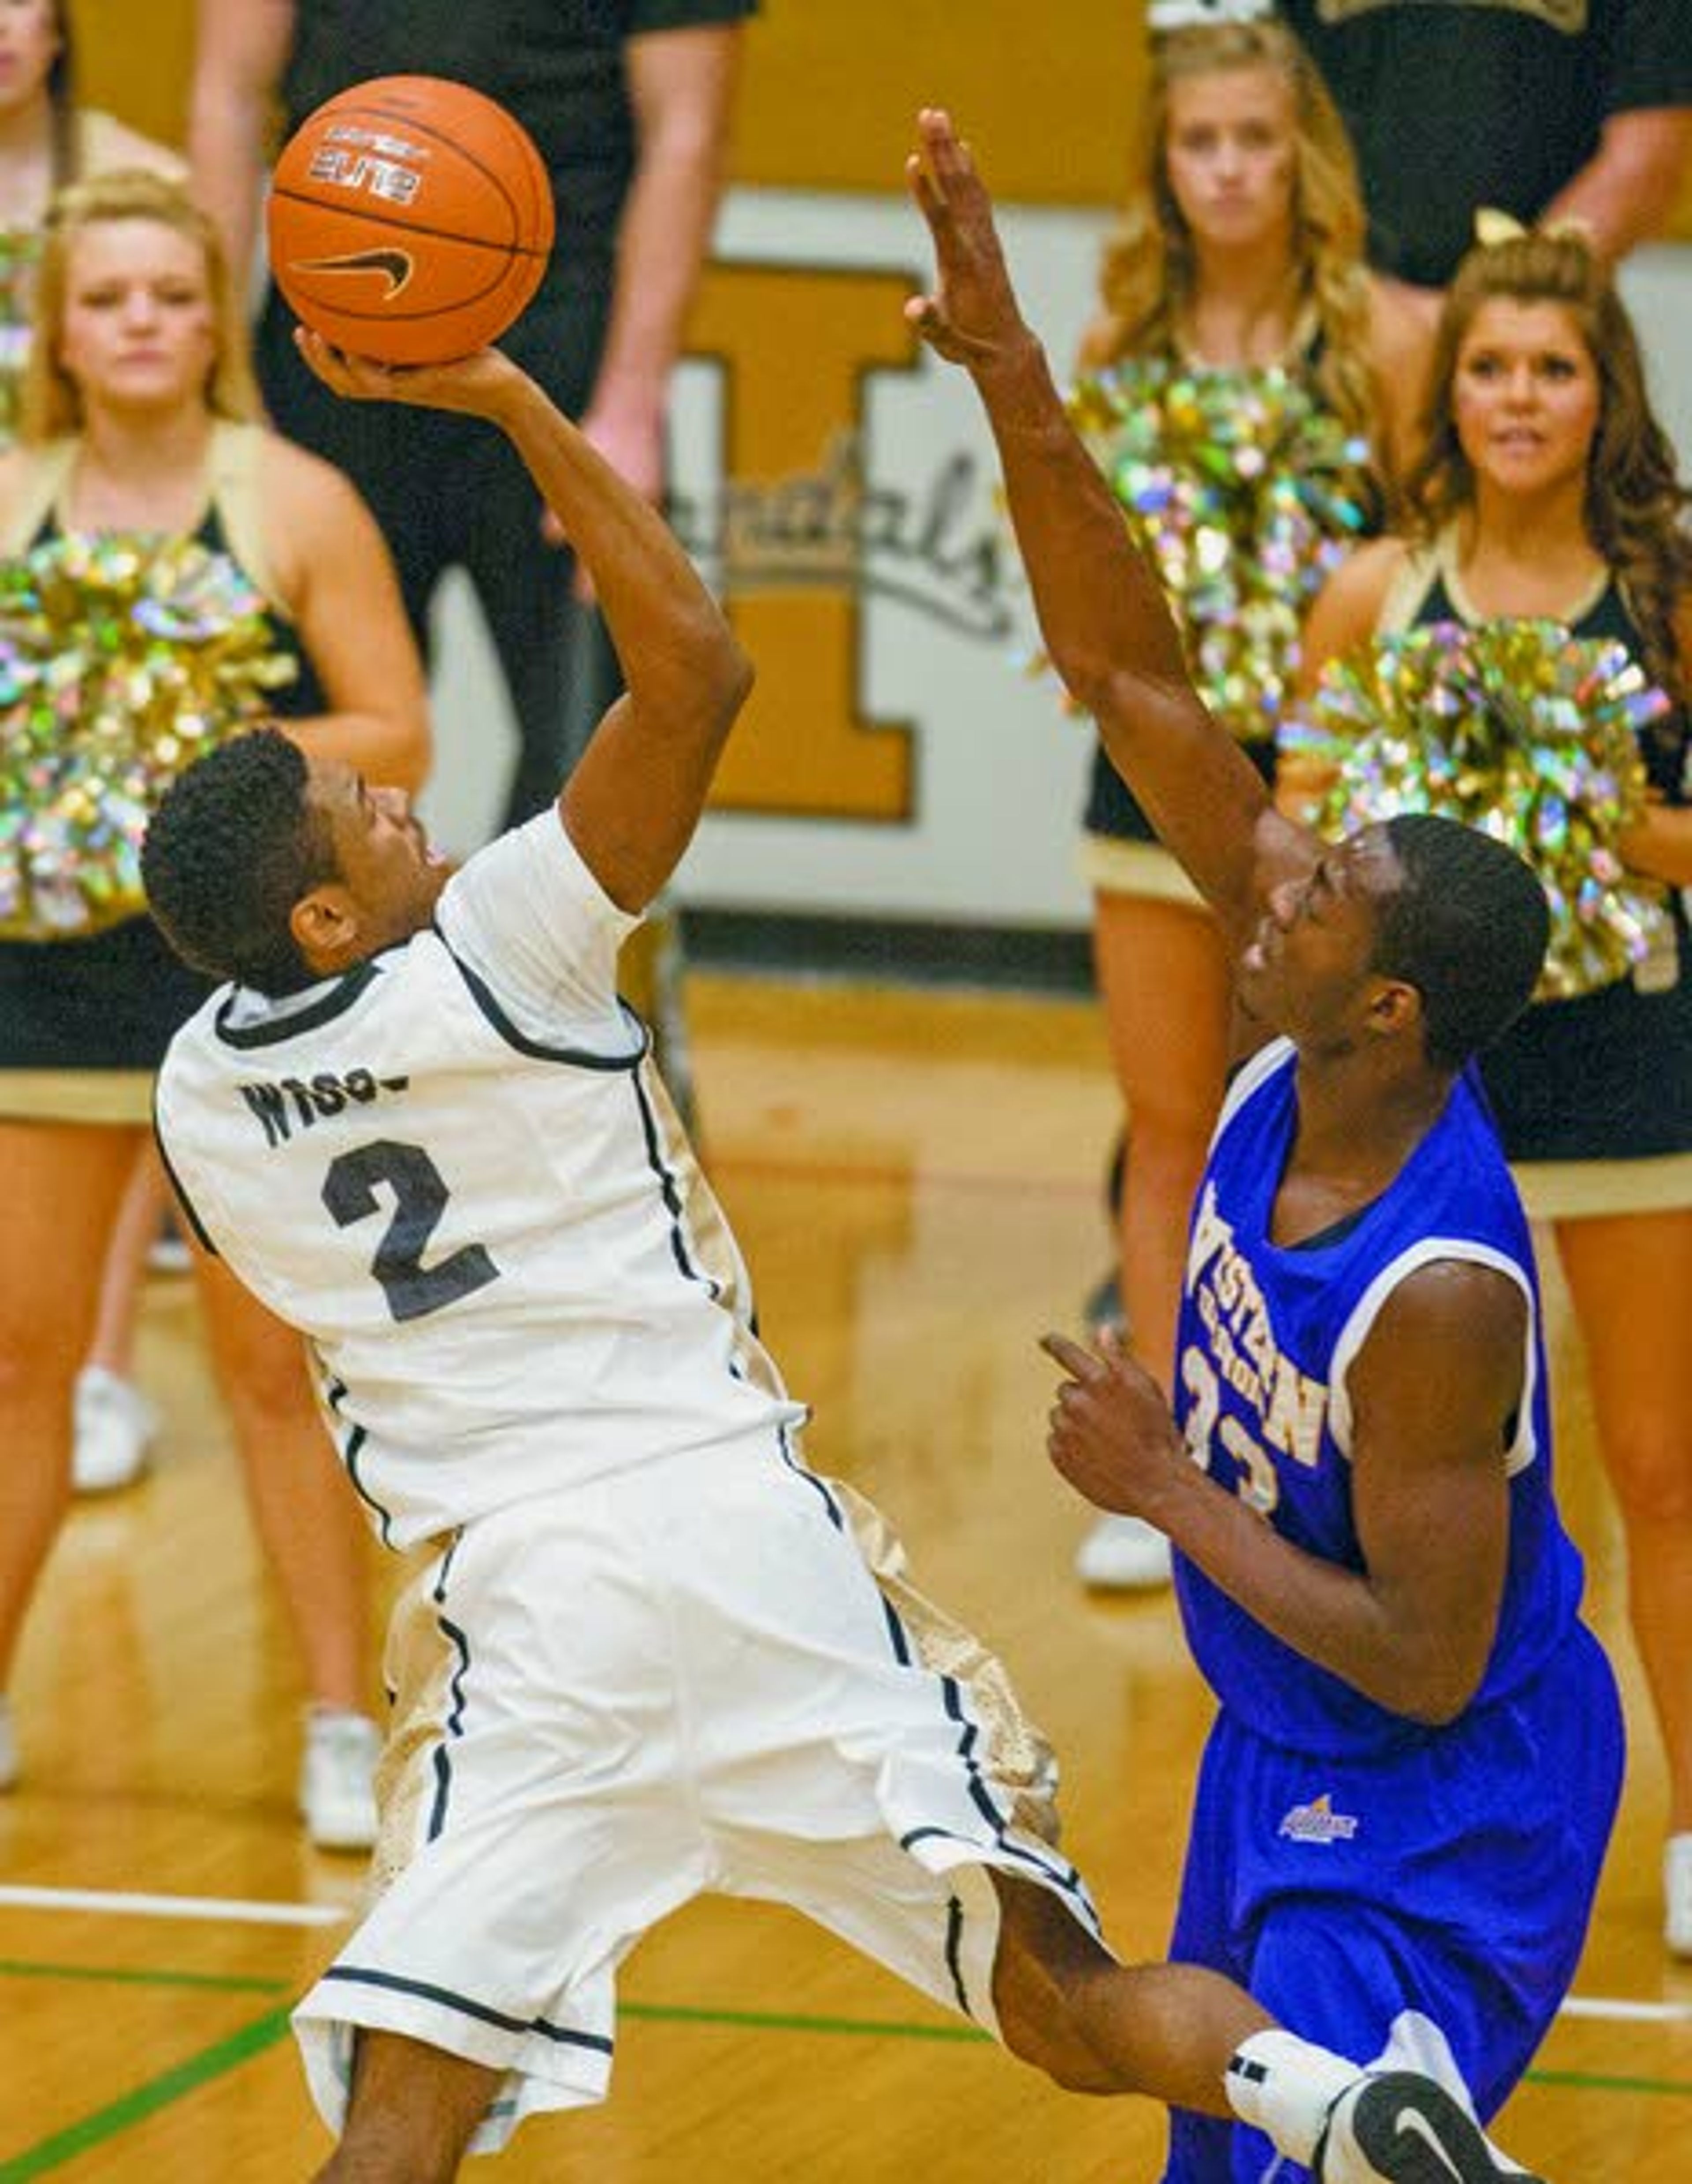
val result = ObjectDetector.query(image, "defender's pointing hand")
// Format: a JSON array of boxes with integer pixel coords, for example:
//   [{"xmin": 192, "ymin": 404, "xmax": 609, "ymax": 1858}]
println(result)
[{"xmin": 1041, "ymin": 1328, "xmax": 1190, "ymax": 1523}]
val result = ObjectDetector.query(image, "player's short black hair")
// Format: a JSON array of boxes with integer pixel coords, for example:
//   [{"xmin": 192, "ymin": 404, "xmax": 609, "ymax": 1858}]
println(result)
[
  {"xmin": 141, "ymin": 729, "xmax": 337, "ymax": 993},
  {"xmin": 1369, "ymin": 813, "xmax": 1550, "ymax": 1070}
]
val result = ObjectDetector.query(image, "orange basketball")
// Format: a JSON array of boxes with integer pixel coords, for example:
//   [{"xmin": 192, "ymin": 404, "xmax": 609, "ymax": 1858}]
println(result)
[{"xmin": 266, "ymin": 75, "xmax": 555, "ymax": 367}]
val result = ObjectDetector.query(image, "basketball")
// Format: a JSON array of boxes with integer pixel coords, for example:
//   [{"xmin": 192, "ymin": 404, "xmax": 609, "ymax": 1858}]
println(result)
[{"xmin": 265, "ymin": 75, "xmax": 555, "ymax": 367}]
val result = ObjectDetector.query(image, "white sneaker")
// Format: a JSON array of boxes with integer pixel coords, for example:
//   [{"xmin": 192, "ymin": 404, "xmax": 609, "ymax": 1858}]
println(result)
[
  {"xmin": 1315, "ymin": 2070, "xmax": 1543, "ymax": 2180},
  {"xmin": 72, "ymin": 1368, "xmax": 159, "ymax": 1494},
  {"xmin": 0, "ymin": 1698, "xmax": 17, "ymax": 1791},
  {"xmin": 299, "ymin": 1708, "xmax": 381, "ymax": 1852},
  {"xmin": 1665, "ymin": 1833, "xmax": 1692, "ymax": 1958},
  {"xmin": 1075, "ymin": 1512, "xmax": 1173, "ymax": 1591},
  {"xmin": 146, "ymin": 1228, "xmax": 193, "ymax": 1275},
  {"xmin": 1082, "ymin": 1268, "xmax": 1128, "ymax": 1338}
]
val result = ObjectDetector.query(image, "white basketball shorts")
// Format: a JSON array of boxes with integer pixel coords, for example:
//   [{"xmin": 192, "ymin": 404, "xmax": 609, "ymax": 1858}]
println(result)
[{"xmin": 293, "ymin": 1432, "xmax": 1098, "ymax": 2153}]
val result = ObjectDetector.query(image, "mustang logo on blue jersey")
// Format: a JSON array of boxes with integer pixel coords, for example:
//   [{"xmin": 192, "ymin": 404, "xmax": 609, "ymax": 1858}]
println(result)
[{"xmin": 1278, "ymin": 1793, "xmax": 1360, "ymax": 1846}]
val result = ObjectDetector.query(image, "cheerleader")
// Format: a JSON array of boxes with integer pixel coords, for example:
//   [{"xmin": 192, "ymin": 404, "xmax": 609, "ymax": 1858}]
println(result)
[
  {"xmin": 0, "ymin": 3, "xmax": 197, "ymax": 1497},
  {"xmin": 0, "ymin": 0, "xmax": 180, "ymax": 445},
  {"xmin": 1297, "ymin": 222, "xmax": 1692, "ymax": 1953},
  {"xmin": 0, "ymin": 171, "xmax": 430, "ymax": 1843}
]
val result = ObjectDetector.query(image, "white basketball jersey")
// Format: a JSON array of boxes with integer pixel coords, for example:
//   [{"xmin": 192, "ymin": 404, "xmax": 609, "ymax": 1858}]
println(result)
[{"xmin": 155, "ymin": 812, "xmax": 806, "ymax": 1547}]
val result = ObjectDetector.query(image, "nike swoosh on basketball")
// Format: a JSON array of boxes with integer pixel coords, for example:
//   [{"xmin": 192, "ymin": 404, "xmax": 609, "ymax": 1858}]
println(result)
[
  {"xmin": 1394, "ymin": 2106, "xmax": 1466, "ymax": 2180},
  {"xmin": 292, "ymin": 248, "xmax": 415, "ymax": 299}
]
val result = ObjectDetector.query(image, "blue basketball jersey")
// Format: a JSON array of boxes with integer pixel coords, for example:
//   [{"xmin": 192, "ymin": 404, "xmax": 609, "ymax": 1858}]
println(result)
[{"xmin": 1172, "ymin": 1039, "xmax": 1587, "ymax": 1758}]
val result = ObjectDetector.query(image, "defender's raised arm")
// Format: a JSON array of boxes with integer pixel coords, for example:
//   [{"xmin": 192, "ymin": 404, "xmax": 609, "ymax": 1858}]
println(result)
[{"xmin": 904, "ymin": 109, "xmax": 1311, "ymax": 946}]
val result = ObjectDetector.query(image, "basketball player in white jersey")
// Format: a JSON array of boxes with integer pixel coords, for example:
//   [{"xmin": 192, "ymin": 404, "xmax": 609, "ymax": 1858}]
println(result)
[{"xmin": 141, "ymin": 321, "xmax": 1534, "ymax": 2182}]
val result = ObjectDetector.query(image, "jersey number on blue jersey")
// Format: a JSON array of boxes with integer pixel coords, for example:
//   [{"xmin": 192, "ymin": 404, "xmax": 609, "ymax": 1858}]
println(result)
[{"xmin": 1181, "ymin": 1347, "xmax": 1280, "ymax": 1517}]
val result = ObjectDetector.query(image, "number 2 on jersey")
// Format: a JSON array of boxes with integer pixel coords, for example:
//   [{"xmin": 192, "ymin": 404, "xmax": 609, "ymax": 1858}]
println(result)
[{"xmin": 323, "ymin": 1140, "xmax": 500, "ymax": 1323}]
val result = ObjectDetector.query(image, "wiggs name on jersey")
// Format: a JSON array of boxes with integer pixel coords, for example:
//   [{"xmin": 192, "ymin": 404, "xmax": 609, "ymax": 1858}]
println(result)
[{"xmin": 241, "ymin": 1068, "xmax": 411, "ymax": 1149}]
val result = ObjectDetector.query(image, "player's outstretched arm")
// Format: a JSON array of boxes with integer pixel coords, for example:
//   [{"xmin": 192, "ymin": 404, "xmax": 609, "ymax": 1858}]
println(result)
[
  {"xmin": 905, "ymin": 108, "xmax": 1310, "ymax": 944},
  {"xmin": 293, "ymin": 333, "xmax": 752, "ymax": 914}
]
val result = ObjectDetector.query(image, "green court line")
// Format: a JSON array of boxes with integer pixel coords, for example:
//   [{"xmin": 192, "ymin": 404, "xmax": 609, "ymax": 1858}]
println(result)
[
  {"xmin": 615, "ymin": 2008, "xmax": 1692, "ymax": 2098},
  {"xmin": 1525, "ymin": 2066, "xmax": 1692, "ymax": 2098},
  {"xmin": 0, "ymin": 1958, "xmax": 288, "ymax": 1997},
  {"xmin": 620, "ymin": 1997, "xmax": 989, "ymax": 2042},
  {"xmin": 0, "ymin": 2007, "xmax": 294, "ymax": 2182},
  {"xmin": 2, "ymin": 1981, "xmax": 1689, "ymax": 2181}
]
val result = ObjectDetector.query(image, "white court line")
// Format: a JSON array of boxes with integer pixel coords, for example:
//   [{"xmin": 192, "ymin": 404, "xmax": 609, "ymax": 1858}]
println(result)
[
  {"xmin": 0, "ymin": 1884, "xmax": 350, "ymax": 1928},
  {"xmin": 1559, "ymin": 1995, "xmax": 1692, "ymax": 2025},
  {"xmin": 1, "ymin": 1888, "xmax": 1690, "ymax": 2031}
]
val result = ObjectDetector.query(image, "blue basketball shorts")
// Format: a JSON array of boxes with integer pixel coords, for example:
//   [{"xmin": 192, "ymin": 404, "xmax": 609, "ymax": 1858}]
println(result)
[{"xmin": 1160, "ymin": 1623, "xmax": 1623, "ymax": 2182}]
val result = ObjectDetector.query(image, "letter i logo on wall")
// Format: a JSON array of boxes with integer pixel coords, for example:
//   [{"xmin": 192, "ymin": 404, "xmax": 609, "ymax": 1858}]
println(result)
[{"xmin": 686, "ymin": 262, "xmax": 920, "ymax": 821}]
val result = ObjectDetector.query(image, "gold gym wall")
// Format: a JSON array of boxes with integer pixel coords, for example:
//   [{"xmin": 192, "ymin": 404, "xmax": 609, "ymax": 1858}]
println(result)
[
  {"xmin": 73, "ymin": 3, "xmax": 1151, "ymax": 206},
  {"xmin": 67, "ymin": 1, "xmax": 1692, "ymax": 226}
]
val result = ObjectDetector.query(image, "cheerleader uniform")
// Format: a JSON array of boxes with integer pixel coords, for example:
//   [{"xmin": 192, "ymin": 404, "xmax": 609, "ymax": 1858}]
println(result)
[
  {"xmin": 1080, "ymin": 330, "xmax": 1381, "ymax": 905},
  {"xmin": 0, "ymin": 222, "xmax": 42, "ymax": 451},
  {"xmin": 0, "ymin": 423, "xmax": 322, "ymax": 1125},
  {"xmin": 1380, "ymin": 536, "xmax": 1692, "ymax": 1217}
]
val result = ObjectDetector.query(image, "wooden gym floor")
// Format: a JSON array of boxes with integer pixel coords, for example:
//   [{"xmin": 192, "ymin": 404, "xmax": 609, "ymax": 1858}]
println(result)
[{"xmin": 1, "ymin": 973, "xmax": 1686, "ymax": 2180}]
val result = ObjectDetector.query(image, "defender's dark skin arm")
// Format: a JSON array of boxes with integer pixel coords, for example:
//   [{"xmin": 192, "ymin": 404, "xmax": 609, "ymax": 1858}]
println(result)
[
  {"xmin": 1044, "ymin": 1257, "xmax": 1523, "ymax": 1724},
  {"xmin": 901, "ymin": 111, "xmax": 1524, "ymax": 1724}
]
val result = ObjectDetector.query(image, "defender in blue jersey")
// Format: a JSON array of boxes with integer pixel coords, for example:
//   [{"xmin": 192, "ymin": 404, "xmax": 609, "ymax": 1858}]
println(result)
[
  {"xmin": 1143, "ymin": 1030, "xmax": 1621, "ymax": 2181},
  {"xmin": 905, "ymin": 109, "xmax": 1619, "ymax": 2184}
]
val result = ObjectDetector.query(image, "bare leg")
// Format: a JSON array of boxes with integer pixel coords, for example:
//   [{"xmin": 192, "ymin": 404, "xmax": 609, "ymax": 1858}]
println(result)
[
  {"xmin": 1091, "ymin": 889, "xmax": 1233, "ymax": 1397},
  {"xmin": 1076, "ymin": 892, "xmax": 1232, "ymax": 1587},
  {"xmin": 85, "ymin": 1143, "xmax": 174, "ymax": 1378},
  {"xmin": 989, "ymin": 1872, "xmax": 1270, "ymax": 2114},
  {"xmin": 0, "ymin": 1121, "xmax": 141, "ymax": 1683},
  {"xmin": 314, "ymin": 2031, "xmax": 502, "ymax": 2183},
  {"xmin": 1555, "ymin": 1209, "xmax": 1692, "ymax": 1829},
  {"xmin": 192, "ymin": 1253, "xmax": 371, "ymax": 1712},
  {"xmin": 982, "ymin": 1877, "xmax": 1535, "ymax": 2177}
]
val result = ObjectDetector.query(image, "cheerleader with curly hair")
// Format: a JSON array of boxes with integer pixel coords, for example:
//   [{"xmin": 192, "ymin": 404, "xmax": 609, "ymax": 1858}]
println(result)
[{"xmin": 1298, "ymin": 222, "xmax": 1692, "ymax": 1953}]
